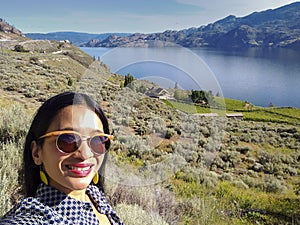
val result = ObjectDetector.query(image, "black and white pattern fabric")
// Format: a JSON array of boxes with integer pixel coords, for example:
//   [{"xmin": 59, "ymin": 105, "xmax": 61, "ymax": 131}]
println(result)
[{"xmin": 0, "ymin": 184, "xmax": 124, "ymax": 225}]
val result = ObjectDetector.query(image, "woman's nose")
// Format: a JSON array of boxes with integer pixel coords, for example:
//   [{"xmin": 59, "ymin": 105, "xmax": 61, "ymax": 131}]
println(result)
[{"xmin": 77, "ymin": 139, "xmax": 93, "ymax": 159}]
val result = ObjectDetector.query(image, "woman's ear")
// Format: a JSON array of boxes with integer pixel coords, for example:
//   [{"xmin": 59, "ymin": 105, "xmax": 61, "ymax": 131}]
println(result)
[{"xmin": 31, "ymin": 141, "xmax": 42, "ymax": 165}]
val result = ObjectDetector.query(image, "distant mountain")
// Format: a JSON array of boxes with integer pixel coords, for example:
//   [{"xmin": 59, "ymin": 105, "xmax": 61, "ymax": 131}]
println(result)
[
  {"xmin": 88, "ymin": 2, "xmax": 300, "ymax": 49},
  {"xmin": 25, "ymin": 32, "xmax": 131, "ymax": 46},
  {"xmin": 0, "ymin": 18, "xmax": 24, "ymax": 40}
]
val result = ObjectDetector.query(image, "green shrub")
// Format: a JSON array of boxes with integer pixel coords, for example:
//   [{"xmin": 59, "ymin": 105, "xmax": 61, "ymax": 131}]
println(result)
[
  {"xmin": 0, "ymin": 141, "xmax": 23, "ymax": 216},
  {"xmin": 29, "ymin": 56, "xmax": 39, "ymax": 64},
  {"xmin": 264, "ymin": 176, "xmax": 287, "ymax": 193},
  {"xmin": 67, "ymin": 76, "xmax": 74, "ymax": 86},
  {"xmin": 165, "ymin": 128, "xmax": 176, "ymax": 139},
  {"xmin": 108, "ymin": 185, "xmax": 180, "ymax": 224},
  {"xmin": 0, "ymin": 103, "xmax": 31, "ymax": 143},
  {"xmin": 14, "ymin": 45, "xmax": 28, "ymax": 53},
  {"xmin": 115, "ymin": 204, "xmax": 168, "ymax": 225},
  {"xmin": 0, "ymin": 102, "xmax": 30, "ymax": 216}
]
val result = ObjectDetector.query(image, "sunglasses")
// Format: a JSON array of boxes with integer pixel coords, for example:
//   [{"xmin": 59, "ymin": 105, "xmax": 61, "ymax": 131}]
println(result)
[{"xmin": 39, "ymin": 130, "xmax": 113, "ymax": 155}]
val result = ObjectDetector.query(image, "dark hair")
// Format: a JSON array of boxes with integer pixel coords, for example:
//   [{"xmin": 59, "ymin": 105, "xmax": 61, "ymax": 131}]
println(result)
[{"xmin": 23, "ymin": 92, "xmax": 110, "ymax": 197}]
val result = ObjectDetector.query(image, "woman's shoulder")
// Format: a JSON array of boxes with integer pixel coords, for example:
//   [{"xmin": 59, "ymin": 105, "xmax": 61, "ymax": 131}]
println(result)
[{"xmin": 0, "ymin": 197, "xmax": 63, "ymax": 225}]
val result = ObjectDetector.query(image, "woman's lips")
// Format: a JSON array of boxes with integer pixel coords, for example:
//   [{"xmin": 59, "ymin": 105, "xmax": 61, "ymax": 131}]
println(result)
[{"xmin": 66, "ymin": 163, "xmax": 93, "ymax": 176}]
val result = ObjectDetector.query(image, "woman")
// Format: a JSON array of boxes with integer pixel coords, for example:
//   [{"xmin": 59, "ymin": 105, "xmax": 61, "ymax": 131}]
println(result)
[{"xmin": 0, "ymin": 92, "xmax": 124, "ymax": 225}]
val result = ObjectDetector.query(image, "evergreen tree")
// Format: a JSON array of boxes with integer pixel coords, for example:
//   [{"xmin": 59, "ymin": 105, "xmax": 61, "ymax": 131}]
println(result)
[
  {"xmin": 174, "ymin": 82, "xmax": 179, "ymax": 89},
  {"xmin": 124, "ymin": 73, "xmax": 134, "ymax": 87},
  {"xmin": 190, "ymin": 90, "xmax": 210, "ymax": 104}
]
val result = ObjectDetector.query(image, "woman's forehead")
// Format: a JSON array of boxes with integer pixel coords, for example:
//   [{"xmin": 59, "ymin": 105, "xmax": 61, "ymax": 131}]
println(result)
[{"xmin": 48, "ymin": 105, "xmax": 103, "ymax": 131}]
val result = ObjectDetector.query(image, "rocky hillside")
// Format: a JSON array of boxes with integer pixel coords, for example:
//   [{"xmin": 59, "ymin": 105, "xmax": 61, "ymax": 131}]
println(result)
[
  {"xmin": 1, "ymin": 38, "xmax": 299, "ymax": 223},
  {"xmin": 88, "ymin": 2, "xmax": 300, "ymax": 49},
  {"xmin": 25, "ymin": 32, "xmax": 131, "ymax": 46},
  {"xmin": 1, "ymin": 21, "xmax": 299, "ymax": 224},
  {"xmin": 0, "ymin": 24, "xmax": 113, "ymax": 108},
  {"xmin": 0, "ymin": 19, "xmax": 24, "ymax": 40}
]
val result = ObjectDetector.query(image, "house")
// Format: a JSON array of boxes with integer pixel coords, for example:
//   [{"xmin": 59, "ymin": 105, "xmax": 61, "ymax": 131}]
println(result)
[
  {"xmin": 59, "ymin": 40, "xmax": 71, "ymax": 44},
  {"xmin": 145, "ymin": 87, "xmax": 173, "ymax": 100}
]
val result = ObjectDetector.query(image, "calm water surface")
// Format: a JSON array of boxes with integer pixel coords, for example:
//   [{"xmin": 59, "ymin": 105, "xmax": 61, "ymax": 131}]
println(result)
[{"xmin": 81, "ymin": 47, "xmax": 300, "ymax": 108}]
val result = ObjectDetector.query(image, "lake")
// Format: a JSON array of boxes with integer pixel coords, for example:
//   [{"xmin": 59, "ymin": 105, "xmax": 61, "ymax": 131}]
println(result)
[{"xmin": 80, "ymin": 47, "xmax": 300, "ymax": 108}]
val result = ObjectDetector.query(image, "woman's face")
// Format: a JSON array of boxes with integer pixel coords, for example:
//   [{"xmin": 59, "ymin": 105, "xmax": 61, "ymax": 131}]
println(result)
[{"xmin": 32, "ymin": 105, "xmax": 105, "ymax": 194}]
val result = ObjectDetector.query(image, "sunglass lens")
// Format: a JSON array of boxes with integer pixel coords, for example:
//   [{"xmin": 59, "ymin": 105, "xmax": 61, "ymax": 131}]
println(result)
[
  {"xmin": 57, "ymin": 133, "xmax": 81, "ymax": 153},
  {"xmin": 90, "ymin": 135, "xmax": 108, "ymax": 154}
]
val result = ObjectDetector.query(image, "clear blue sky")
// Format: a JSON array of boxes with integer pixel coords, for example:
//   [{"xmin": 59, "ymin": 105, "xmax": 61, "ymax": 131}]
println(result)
[{"xmin": 1, "ymin": 0, "xmax": 298, "ymax": 34}]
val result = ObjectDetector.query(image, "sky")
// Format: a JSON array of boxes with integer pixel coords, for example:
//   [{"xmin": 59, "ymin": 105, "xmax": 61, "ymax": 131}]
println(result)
[{"xmin": 1, "ymin": 0, "xmax": 298, "ymax": 34}]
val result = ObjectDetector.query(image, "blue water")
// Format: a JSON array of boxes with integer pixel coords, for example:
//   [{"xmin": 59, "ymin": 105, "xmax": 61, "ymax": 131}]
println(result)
[{"xmin": 80, "ymin": 47, "xmax": 300, "ymax": 108}]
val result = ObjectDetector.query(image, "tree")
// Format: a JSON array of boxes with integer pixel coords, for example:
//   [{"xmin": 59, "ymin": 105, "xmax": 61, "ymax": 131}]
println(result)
[
  {"xmin": 137, "ymin": 85, "xmax": 147, "ymax": 93},
  {"xmin": 67, "ymin": 77, "xmax": 74, "ymax": 87},
  {"xmin": 191, "ymin": 90, "xmax": 207, "ymax": 104},
  {"xmin": 269, "ymin": 102, "xmax": 275, "ymax": 107},
  {"xmin": 174, "ymin": 89, "xmax": 189, "ymax": 101},
  {"xmin": 174, "ymin": 82, "xmax": 179, "ymax": 89},
  {"xmin": 124, "ymin": 73, "xmax": 134, "ymax": 87},
  {"xmin": 190, "ymin": 90, "xmax": 212, "ymax": 105},
  {"xmin": 14, "ymin": 44, "xmax": 28, "ymax": 52}
]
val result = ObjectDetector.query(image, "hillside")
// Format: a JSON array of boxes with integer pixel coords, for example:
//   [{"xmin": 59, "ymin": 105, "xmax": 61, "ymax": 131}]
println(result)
[
  {"xmin": 25, "ymin": 32, "xmax": 131, "ymax": 46},
  {"xmin": 87, "ymin": 2, "xmax": 300, "ymax": 49},
  {"xmin": 0, "ymin": 18, "xmax": 25, "ymax": 40},
  {"xmin": 0, "ymin": 22, "xmax": 300, "ymax": 224},
  {"xmin": 0, "ymin": 32, "xmax": 113, "ymax": 108}
]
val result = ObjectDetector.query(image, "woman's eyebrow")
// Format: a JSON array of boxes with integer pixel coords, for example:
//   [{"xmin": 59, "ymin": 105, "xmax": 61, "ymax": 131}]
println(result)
[
  {"xmin": 55, "ymin": 127, "xmax": 105, "ymax": 134},
  {"xmin": 57, "ymin": 127, "xmax": 77, "ymax": 131}
]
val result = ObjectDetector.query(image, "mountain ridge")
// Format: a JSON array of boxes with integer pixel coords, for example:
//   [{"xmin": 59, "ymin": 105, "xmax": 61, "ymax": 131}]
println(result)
[
  {"xmin": 85, "ymin": 2, "xmax": 300, "ymax": 49},
  {"xmin": 20, "ymin": 2, "xmax": 300, "ymax": 49}
]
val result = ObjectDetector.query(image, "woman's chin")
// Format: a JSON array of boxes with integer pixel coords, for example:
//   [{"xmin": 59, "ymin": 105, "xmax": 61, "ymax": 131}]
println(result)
[
  {"xmin": 68, "ymin": 178, "xmax": 92, "ymax": 190},
  {"xmin": 50, "ymin": 177, "xmax": 93, "ymax": 193}
]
